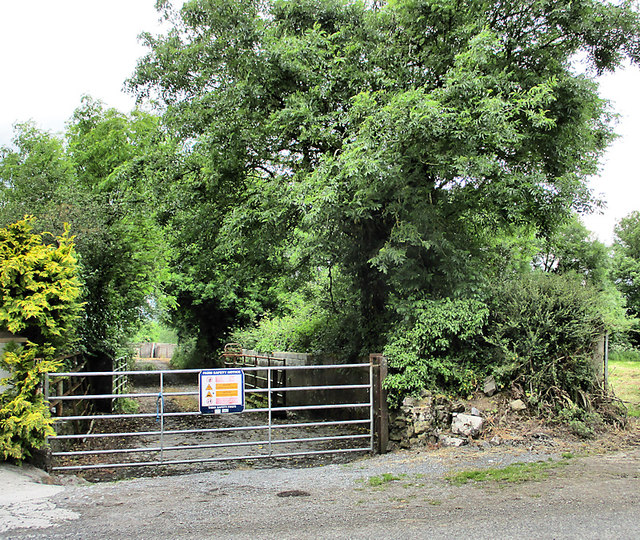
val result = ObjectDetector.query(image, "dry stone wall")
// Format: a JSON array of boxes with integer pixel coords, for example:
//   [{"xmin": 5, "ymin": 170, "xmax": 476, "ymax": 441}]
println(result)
[{"xmin": 389, "ymin": 389, "xmax": 486, "ymax": 448}]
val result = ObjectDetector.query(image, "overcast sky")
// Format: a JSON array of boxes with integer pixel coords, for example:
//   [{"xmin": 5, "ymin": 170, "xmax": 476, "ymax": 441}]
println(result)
[
  {"xmin": 0, "ymin": 1, "xmax": 164, "ymax": 142},
  {"xmin": 1, "ymin": 1, "xmax": 638, "ymax": 245}
]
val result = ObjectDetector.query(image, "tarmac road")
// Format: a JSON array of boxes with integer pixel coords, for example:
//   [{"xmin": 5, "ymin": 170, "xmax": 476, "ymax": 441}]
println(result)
[{"xmin": 2, "ymin": 445, "xmax": 639, "ymax": 539}]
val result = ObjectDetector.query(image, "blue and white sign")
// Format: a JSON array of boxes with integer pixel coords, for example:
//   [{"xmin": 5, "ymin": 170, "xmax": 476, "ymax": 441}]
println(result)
[{"xmin": 199, "ymin": 369, "xmax": 245, "ymax": 414}]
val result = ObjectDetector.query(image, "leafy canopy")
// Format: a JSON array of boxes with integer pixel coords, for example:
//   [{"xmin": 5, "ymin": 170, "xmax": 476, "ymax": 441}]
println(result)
[
  {"xmin": 129, "ymin": 0, "xmax": 640, "ymax": 361},
  {"xmin": 0, "ymin": 98, "xmax": 171, "ymax": 361}
]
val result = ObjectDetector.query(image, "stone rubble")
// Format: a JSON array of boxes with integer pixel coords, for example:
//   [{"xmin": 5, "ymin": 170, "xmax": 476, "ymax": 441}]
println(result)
[
  {"xmin": 510, "ymin": 399, "xmax": 527, "ymax": 411},
  {"xmin": 389, "ymin": 389, "xmax": 487, "ymax": 448},
  {"xmin": 483, "ymin": 375, "xmax": 497, "ymax": 396},
  {"xmin": 451, "ymin": 413, "xmax": 484, "ymax": 438}
]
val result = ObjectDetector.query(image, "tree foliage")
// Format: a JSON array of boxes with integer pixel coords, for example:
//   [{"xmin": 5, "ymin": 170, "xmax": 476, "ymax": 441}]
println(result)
[
  {"xmin": 611, "ymin": 210, "xmax": 640, "ymax": 345},
  {"xmin": 0, "ymin": 217, "xmax": 82, "ymax": 350},
  {"xmin": 0, "ymin": 99, "xmax": 170, "ymax": 364},
  {"xmin": 129, "ymin": 0, "xmax": 640, "ymax": 365},
  {"xmin": 536, "ymin": 215, "xmax": 611, "ymax": 288},
  {"xmin": 613, "ymin": 211, "xmax": 640, "ymax": 314}
]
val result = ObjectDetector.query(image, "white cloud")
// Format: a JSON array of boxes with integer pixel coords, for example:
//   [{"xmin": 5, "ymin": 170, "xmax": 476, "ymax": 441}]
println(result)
[{"xmin": 0, "ymin": 1, "xmax": 166, "ymax": 144}]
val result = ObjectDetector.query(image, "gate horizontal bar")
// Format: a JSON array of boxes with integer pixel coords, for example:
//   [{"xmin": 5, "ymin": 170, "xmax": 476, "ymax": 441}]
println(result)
[
  {"xmin": 53, "ymin": 391, "xmax": 192, "ymax": 401},
  {"xmin": 51, "ymin": 383, "xmax": 370, "ymax": 402},
  {"xmin": 50, "ymin": 418, "xmax": 370, "ymax": 440},
  {"xmin": 52, "ymin": 433, "xmax": 371, "ymax": 457},
  {"xmin": 51, "ymin": 447, "xmax": 371, "ymax": 471},
  {"xmin": 247, "ymin": 402, "xmax": 370, "ymax": 413},
  {"xmin": 53, "ymin": 402, "xmax": 371, "ymax": 422},
  {"xmin": 247, "ymin": 384, "xmax": 370, "ymax": 394}
]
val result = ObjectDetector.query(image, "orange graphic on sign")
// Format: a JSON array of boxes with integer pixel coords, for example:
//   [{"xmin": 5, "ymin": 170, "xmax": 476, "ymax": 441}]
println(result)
[{"xmin": 216, "ymin": 390, "xmax": 238, "ymax": 397}]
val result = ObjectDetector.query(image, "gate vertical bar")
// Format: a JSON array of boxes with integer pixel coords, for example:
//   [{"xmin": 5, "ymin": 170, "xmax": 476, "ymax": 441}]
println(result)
[
  {"xmin": 267, "ymin": 365, "xmax": 273, "ymax": 456},
  {"xmin": 56, "ymin": 379, "xmax": 64, "ymax": 417},
  {"xmin": 160, "ymin": 371, "xmax": 165, "ymax": 463},
  {"xmin": 44, "ymin": 372, "xmax": 50, "ymax": 408}
]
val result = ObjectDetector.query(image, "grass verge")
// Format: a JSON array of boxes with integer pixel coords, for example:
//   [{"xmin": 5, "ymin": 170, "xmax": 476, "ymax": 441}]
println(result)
[
  {"xmin": 445, "ymin": 458, "xmax": 570, "ymax": 486},
  {"xmin": 608, "ymin": 355, "xmax": 640, "ymax": 417},
  {"xmin": 368, "ymin": 473, "xmax": 406, "ymax": 487}
]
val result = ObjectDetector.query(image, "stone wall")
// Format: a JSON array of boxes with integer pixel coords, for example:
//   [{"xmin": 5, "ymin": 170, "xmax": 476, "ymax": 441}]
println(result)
[
  {"xmin": 135, "ymin": 342, "xmax": 177, "ymax": 359},
  {"xmin": 389, "ymin": 389, "xmax": 486, "ymax": 448}
]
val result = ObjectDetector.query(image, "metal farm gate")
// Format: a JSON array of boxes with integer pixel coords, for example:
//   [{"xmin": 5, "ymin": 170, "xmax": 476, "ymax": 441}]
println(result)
[{"xmin": 45, "ymin": 354, "xmax": 388, "ymax": 475}]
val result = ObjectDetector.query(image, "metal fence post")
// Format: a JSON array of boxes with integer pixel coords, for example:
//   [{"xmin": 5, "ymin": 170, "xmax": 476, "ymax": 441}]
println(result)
[
  {"xmin": 371, "ymin": 354, "xmax": 389, "ymax": 454},
  {"xmin": 159, "ymin": 371, "xmax": 165, "ymax": 463},
  {"xmin": 267, "ymin": 365, "xmax": 272, "ymax": 456}
]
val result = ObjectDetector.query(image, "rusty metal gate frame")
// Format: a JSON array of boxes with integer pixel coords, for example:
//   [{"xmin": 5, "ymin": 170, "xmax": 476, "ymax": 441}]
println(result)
[{"xmin": 45, "ymin": 358, "xmax": 386, "ymax": 473}]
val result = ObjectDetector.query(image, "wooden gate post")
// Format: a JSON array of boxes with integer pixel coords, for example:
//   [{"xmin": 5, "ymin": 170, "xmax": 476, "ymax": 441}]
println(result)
[{"xmin": 371, "ymin": 353, "xmax": 389, "ymax": 454}]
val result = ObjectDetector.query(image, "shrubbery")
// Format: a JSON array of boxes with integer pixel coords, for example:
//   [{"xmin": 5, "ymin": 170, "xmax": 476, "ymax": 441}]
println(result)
[
  {"xmin": 230, "ymin": 303, "xmax": 337, "ymax": 355},
  {"xmin": 383, "ymin": 298, "xmax": 488, "ymax": 407},
  {"xmin": 485, "ymin": 272, "xmax": 610, "ymax": 408},
  {"xmin": 382, "ymin": 272, "xmax": 621, "ymax": 415},
  {"xmin": 0, "ymin": 217, "xmax": 82, "ymax": 461}
]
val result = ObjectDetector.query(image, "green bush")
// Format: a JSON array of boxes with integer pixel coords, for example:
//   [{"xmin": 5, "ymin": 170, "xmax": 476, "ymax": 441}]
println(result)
[
  {"xmin": 382, "ymin": 272, "xmax": 620, "ymax": 416},
  {"xmin": 170, "ymin": 336, "xmax": 210, "ymax": 369},
  {"xmin": 132, "ymin": 320, "xmax": 178, "ymax": 344},
  {"xmin": 383, "ymin": 298, "xmax": 488, "ymax": 407},
  {"xmin": 0, "ymin": 217, "xmax": 82, "ymax": 461},
  {"xmin": 230, "ymin": 303, "xmax": 341, "ymax": 354},
  {"xmin": 485, "ymin": 271, "xmax": 610, "ymax": 413}
]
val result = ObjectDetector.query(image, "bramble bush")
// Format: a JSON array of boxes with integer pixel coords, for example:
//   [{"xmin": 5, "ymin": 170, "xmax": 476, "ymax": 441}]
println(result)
[
  {"xmin": 484, "ymin": 271, "xmax": 612, "ymax": 413},
  {"xmin": 0, "ymin": 217, "xmax": 82, "ymax": 461}
]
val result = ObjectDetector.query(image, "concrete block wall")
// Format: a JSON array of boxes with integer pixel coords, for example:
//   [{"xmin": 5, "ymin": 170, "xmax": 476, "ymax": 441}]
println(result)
[{"xmin": 240, "ymin": 349, "xmax": 370, "ymax": 420}]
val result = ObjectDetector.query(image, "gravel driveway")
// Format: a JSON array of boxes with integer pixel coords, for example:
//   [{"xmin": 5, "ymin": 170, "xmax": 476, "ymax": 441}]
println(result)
[{"xmin": 3, "ymin": 441, "xmax": 640, "ymax": 539}]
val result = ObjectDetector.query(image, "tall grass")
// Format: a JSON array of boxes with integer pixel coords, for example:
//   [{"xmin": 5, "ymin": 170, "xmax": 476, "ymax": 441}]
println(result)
[
  {"xmin": 609, "ymin": 350, "xmax": 640, "ymax": 363},
  {"xmin": 608, "ymin": 351, "xmax": 640, "ymax": 417}
]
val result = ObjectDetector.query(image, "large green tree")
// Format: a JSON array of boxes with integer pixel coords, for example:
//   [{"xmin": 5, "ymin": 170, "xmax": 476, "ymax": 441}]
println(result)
[{"xmin": 129, "ymin": 0, "xmax": 640, "ymax": 357}]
